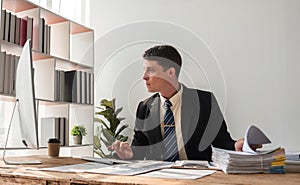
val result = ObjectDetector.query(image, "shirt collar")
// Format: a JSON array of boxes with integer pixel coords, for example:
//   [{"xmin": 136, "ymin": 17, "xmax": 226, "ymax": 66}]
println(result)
[{"xmin": 160, "ymin": 84, "xmax": 183, "ymax": 108}]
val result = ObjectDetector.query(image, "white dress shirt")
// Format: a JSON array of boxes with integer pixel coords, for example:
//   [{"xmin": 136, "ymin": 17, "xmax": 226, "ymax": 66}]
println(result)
[{"xmin": 160, "ymin": 84, "xmax": 188, "ymax": 160}]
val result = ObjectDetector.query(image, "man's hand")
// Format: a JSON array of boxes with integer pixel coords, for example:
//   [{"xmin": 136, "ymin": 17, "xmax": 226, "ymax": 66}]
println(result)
[
  {"xmin": 234, "ymin": 138, "xmax": 263, "ymax": 151},
  {"xmin": 110, "ymin": 140, "xmax": 133, "ymax": 159},
  {"xmin": 234, "ymin": 138, "xmax": 244, "ymax": 151}
]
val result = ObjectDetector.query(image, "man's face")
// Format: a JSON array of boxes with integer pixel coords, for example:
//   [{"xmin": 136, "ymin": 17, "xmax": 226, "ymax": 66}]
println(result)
[{"xmin": 143, "ymin": 60, "xmax": 171, "ymax": 93}]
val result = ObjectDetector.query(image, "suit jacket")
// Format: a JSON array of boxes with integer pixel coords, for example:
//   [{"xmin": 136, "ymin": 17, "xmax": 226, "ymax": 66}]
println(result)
[{"xmin": 131, "ymin": 85, "xmax": 235, "ymax": 161}]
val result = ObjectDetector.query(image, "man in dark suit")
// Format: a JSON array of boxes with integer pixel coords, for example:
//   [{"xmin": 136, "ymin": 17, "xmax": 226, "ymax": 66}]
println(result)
[{"xmin": 112, "ymin": 45, "xmax": 252, "ymax": 161}]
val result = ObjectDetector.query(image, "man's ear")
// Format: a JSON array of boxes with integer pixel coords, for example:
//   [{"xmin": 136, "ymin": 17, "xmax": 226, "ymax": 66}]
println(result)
[{"xmin": 168, "ymin": 67, "xmax": 176, "ymax": 77}]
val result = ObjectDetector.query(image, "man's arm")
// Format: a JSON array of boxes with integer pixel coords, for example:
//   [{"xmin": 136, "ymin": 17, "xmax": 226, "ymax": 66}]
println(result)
[{"xmin": 112, "ymin": 101, "xmax": 149, "ymax": 160}]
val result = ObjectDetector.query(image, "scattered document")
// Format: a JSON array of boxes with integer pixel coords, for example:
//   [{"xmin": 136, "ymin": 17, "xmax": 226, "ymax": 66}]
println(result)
[
  {"xmin": 81, "ymin": 156, "xmax": 133, "ymax": 165},
  {"xmin": 39, "ymin": 162, "xmax": 109, "ymax": 173},
  {"xmin": 242, "ymin": 125, "xmax": 271, "ymax": 154},
  {"xmin": 175, "ymin": 160, "xmax": 209, "ymax": 167},
  {"xmin": 139, "ymin": 168, "xmax": 216, "ymax": 179},
  {"xmin": 285, "ymin": 152, "xmax": 300, "ymax": 172},
  {"xmin": 286, "ymin": 153, "xmax": 300, "ymax": 161},
  {"xmin": 285, "ymin": 160, "xmax": 300, "ymax": 172},
  {"xmin": 86, "ymin": 160, "xmax": 174, "ymax": 175}
]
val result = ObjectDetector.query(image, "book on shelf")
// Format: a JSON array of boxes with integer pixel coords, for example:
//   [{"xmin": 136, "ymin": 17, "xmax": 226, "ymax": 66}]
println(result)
[
  {"xmin": 81, "ymin": 71, "xmax": 86, "ymax": 104},
  {"xmin": 64, "ymin": 70, "xmax": 77, "ymax": 103},
  {"xmin": 59, "ymin": 70, "xmax": 65, "ymax": 101},
  {"xmin": 46, "ymin": 25, "xmax": 51, "ymax": 54},
  {"xmin": 212, "ymin": 125, "xmax": 286, "ymax": 174},
  {"xmin": 76, "ymin": 71, "xmax": 81, "ymax": 103},
  {"xmin": 15, "ymin": 16, "xmax": 21, "ymax": 45},
  {"xmin": 19, "ymin": 16, "xmax": 33, "ymax": 47},
  {"xmin": 3, "ymin": 53, "xmax": 11, "ymax": 94},
  {"xmin": 0, "ymin": 9, "xmax": 33, "ymax": 46},
  {"xmin": 9, "ymin": 13, "xmax": 16, "ymax": 43},
  {"xmin": 40, "ymin": 117, "xmax": 67, "ymax": 147},
  {"xmin": 12, "ymin": 55, "xmax": 19, "ymax": 95},
  {"xmin": 0, "ymin": 52, "xmax": 5, "ymax": 93},
  {"xmin": 4, "ymin": 11, "xmax": 11, "ymax": 42},
  {"xmin": 86, "ymin": 72, "xmax": 90, "ymax": 104},
  {"xmin": 19, "ymin": 16, "xmax": 27, "ymax": 46},
  {"xmin": 54, "ymin": 69, "xmax": 65, "ymax": 101},
  {"xmin": 38, "ymin": 17, "xmax": 45, "ymax": 53},
  {"xmin": 0, "ymin": 9, "xmax": 5, "ymax": 40},
  {"xmin": 64, "ymin": 70, "xmax": 92, "ymax": 104}
]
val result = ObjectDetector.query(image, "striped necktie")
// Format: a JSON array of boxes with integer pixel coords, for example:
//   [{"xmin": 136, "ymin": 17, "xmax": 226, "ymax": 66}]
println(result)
[{"xmin": 163, "ymin": 99, "xmax": 179, "ymax": 162}]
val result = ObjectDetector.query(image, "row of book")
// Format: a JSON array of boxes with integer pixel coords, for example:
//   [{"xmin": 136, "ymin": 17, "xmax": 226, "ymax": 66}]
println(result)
[
  {"xmin": 0, "ymin": 51, "xmax": 19, "ymax": 95},
  {"xmin": 0, "ymin": 9, "xmax": 51, "ymax": 54},
  {"xmin": 38, "ymin": 17, "xmax": 51, "ymax": 54},
  {"xmin": 1, "ymin": 9, "xmax": 33, "ymax": 47},
  {"xmin": 40, "ymin": 117, "xmax": 68, "ymax": 147},
  {"xmin": 55, "ymin": 70, "xmax": 94, "ymax": 104},
  {"xmin": 212, "ymin": 147, "xmax": 286, "ymax": 174}
]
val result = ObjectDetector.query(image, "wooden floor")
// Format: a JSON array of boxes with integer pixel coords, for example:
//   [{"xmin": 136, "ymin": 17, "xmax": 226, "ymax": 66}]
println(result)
[{"xmin": 0, "ymin": 156, "xmax": 300, "ymax": 185}]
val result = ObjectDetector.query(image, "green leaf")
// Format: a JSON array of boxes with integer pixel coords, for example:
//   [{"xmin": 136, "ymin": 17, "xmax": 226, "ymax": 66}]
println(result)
[
  {"xmin": 118, "ymin": 117, "xmax": 125, "ymax": 122},
  {"xmin": 93, "ymin": 149, "xmax": 106, "ymax": 158},
  {"xmin": 115, "ymin": 107, "xmax": 123, "ymax": 116},
  {"xmin": 94, "ymin": 118, "xmax": 110, "ymax": 130},
  {"xmin": 115, "ymin": 124, "xmax": 128, "ymax": 138},
  {"xmin": 102, "ymin": 128, "xmax": 115, "ymax": 143},
  {"xmin": 94, "ymin": 98, "xmax": 129, "ymax": 155},
  {"xmin": 101, "ymin": 99, "xmax": 113, "ymax": 108},
  {"xmin": 116, "ymin": 135, "xmax": 128, "ymax": 142},
  {"xmin": 93, "ymin": 136, "xmax": 101, "ymax": 150}
]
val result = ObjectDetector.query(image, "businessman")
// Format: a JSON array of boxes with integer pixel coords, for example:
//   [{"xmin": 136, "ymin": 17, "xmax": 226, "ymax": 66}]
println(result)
[{"xmin": 112, "ymin": 45, "xmax": 255, "ymax": 161}]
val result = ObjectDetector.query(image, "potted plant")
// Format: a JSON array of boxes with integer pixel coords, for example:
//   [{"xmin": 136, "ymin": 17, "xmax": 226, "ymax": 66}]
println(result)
[
  {"xmin": 71, "ymin": 125, "xmax": 87, "ymax": 145},
  {"xmin": 94, "ymin": 98, "xmax": 128, "ymax": 158}
]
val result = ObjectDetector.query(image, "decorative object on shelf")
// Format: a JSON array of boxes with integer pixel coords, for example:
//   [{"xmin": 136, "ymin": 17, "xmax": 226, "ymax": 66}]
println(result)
[
  {"xmin": 48, "ymin": 138, "xmax": 61, "ymax": 158},
  {"xmin": 71, "ymin": 125, "xmax": 87, "ymax": 145},
  {"xmin": 94, "ymin": 98, "xmax": 128, "ymax": 158}
]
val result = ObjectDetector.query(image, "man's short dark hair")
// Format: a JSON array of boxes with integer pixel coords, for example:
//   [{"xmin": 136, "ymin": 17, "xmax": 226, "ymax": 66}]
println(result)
[{"xmin": 143, "ymin": 45, "xmax": 182, "ymax": 77}]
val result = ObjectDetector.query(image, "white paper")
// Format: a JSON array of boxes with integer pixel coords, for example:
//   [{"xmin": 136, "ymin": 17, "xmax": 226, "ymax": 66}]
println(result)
[
  {"xmin": 175, "ymin": 160, "xmax": 209, "ymax": 167},
  {"xmin": 39, "ymin": 162, "xmax": 109, "ymax": 173},
  {"xmin": 139, "ymin": 169, "xmax": 216, "ymax": 179},
  {"xmin": 81, "ymin": 156, "xmax": 133, "ymax": 165},
  {"xmin": 242, "ymin": 125, "xmax": 271, "ymax": 154},
  {"xmin": 86, "ymin": 160, "xmax": 174, "ymax": 175},
  {"xmin": 286, "ymin": 153, "xmax": 300, "ymax": 161}
]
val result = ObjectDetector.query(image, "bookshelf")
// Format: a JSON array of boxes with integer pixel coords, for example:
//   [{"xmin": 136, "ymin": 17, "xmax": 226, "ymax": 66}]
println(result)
[{"xmin": 0, "ymin": 0, "xmax": 94, "ymax": 155}]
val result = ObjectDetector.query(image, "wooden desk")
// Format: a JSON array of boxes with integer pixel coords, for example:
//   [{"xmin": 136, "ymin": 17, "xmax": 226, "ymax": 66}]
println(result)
[{"xmin": 0, "ymin": 156, "xmax": 299, "ymax": 185}]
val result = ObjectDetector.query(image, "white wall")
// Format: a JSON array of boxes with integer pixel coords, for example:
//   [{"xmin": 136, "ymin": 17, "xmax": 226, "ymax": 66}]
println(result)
[{"xmin": 89, "ymin": 0, "xmax": 300, "ymax": 151}]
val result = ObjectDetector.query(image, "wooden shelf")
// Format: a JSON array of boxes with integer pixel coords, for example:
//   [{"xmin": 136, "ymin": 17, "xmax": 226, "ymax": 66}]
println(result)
[
  {"xmin": 40, "ymin": 8, "xmax": 68, "ymax": 25},
  {"xmin": 2, "ymin": 0, "xmax": 38, "ymax": 13},
  {"xmin": 37, "ymin": 99, "xmax": 93, "ymax": 106},
  {"xmin": 0, "ymin": 0, "xmax": 94, "ymax": 154},
  {"xmin": 0, "ymin": 94, "xmax": 16, "ymax": 102},
  {"xmin": 71, "ymin": 22, "xmax": 93, "ymax": 35}
]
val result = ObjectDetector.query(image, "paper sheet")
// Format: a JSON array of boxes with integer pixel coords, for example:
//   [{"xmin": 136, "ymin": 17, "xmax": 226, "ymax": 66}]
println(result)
[
  {"xmin": 86, "ymin": 160, "xmax": 174, "ymax": 175},
  {"xmin": 139, "ymin": 169, "xmax": 216, "ymax": 179},
  {"xmin": 242, "ymin": 125, "xmax": 271, "ymax": 154},
  {"xmin": 39, "ymin": 162, "xmax": 109, "ymax": 173}
]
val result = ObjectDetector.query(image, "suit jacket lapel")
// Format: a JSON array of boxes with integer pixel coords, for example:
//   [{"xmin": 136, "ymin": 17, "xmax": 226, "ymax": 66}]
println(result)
[
  {"xmin": 181, "ymin": 86, "xmax": 200, "ymax": 146},
  {"xmin": 148, "ymin": 96, "xmax": 163, "ymax": 143}
]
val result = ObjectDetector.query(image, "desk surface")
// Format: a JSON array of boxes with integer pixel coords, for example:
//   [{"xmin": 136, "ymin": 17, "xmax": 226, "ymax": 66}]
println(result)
[{"xmin": 0, "ymin": 156, "xmax": 299, "ymax": 185}]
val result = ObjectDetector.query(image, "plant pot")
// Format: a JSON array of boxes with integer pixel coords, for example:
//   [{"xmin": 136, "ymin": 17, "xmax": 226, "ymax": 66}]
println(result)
[{"xmin": 73, "ymin": 135, "xmax": 82, "ymax": 145}]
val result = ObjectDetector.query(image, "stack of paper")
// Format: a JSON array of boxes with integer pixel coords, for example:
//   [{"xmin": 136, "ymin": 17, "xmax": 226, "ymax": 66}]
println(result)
[
  {"xmin": 285, "ymin": 160, "xmax": 300, "ymax": 173},
  {"xmin": 212, "ymin": 125, "xmax": 286, "ymax": 174},
  {"xmin": 212, "ymin": 147, "xmax": 285, "ymax": 174},
  {"xmin": 285, "ymin": 153, "xmax": 300, "ymax": 172}
]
